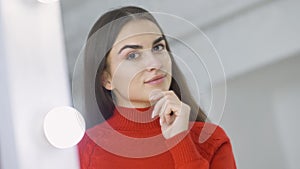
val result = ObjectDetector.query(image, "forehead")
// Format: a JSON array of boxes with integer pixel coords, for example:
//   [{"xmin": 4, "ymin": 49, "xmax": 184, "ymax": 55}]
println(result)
[{"xmin": 113, "ymin": 19, "xmax": 163, "ymax": 45}]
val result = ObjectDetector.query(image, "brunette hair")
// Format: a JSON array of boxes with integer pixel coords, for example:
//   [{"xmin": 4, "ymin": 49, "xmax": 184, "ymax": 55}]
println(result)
[{"xmin": 84, "ymin": 6, "xmax": 207, "ymax": 128}]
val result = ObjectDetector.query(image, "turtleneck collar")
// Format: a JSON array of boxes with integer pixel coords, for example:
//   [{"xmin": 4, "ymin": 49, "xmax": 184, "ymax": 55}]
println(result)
[{"xmin": 106, "ymin": 106, "xmax": 161, "ymax": 131}]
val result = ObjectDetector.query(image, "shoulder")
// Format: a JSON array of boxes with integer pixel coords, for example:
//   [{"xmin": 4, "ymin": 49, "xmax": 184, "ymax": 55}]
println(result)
[
  {"xmin": 190, "ymin": 122, "xmax": 229, "ymax": 142},
  {"xmin": 78, "ymin": 122, "xmax": 110, "ymax": 149},
  {"xmin": 188, "ymin": 122, "xmax": 231, "ymax": 160}
]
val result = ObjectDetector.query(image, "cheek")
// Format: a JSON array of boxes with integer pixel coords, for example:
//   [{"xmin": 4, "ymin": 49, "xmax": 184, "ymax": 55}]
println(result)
[
  {"xmin": 113, "ymin": 67, "xmax": 144, "ymax": 100},
  {"xmin": 162, "ymin": 54, "xmax": 172, "ymax": 74},
  {"xmin": 111, "ymin": 63, "xmax": 142, "ymax": 88}
]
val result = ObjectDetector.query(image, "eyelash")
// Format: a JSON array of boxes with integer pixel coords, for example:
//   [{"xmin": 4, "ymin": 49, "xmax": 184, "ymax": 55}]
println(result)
[
  {"xmin": 126, "ymin": 51, "xmax": 141, "ymax": 60},
  {"xmin": 125, "ymin": 44, "xmax": 166, "ymax": 60},
  {"xmin": 152, "ymin": 44, "xmax": 165, "ymax": 52}
]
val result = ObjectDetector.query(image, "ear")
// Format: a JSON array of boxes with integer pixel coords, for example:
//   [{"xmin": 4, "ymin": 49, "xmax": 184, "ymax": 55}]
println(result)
[{"xmin": 101, "ymin": 71, "xmax": 113, "ymax": 90}]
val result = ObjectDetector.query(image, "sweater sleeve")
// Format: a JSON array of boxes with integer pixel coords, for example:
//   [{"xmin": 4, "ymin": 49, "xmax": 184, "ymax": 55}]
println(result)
[
  {"xmin": 210, "ymin": 141, "xmax": 237, "ymax": 169},
  {"xmin": 166, "ymin": 123, "xmax": 237, "ymax": 169},
  {"xmin": 194, "ymin": 123, "xmax": 237, "ymax": 169},
  {"xmin": 165, "ymin": 131, "xmax": 209, "ymax": 169}
]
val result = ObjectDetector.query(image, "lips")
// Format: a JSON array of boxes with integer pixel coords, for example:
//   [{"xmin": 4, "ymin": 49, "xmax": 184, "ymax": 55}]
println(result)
[{"xmin": 144, "ymin": 74, "xmax": 166, "ymax": 84}]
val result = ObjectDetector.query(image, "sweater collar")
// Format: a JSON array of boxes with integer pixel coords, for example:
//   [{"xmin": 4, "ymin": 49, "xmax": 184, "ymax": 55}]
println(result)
[{"xmin": 106, "ymin": 106, "xmax": 161, "ymax": 131}]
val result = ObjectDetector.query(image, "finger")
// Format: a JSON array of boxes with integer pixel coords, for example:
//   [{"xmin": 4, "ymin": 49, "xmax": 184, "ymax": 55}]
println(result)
[
  {"xmin": 152, "ymin": 90, "xmax": 181, "ymax": 119},
  {"xmin": 159, "ymin": 100, "xmax": 175, "ymax": 126},
  {"xmin": 174, "ymin": 103, "xmax": 191, "ymax": 118},
  {"xmin": 159, "ymin": 101, "xmax": 168, "ymax": 124},
  {"xmin": 159, "ymin": 116, "xmax": 164, "ymax": 126},
  {"xmin": 160, "ymin": 100, "xmax": 178, "ymax": 116},
  {"xmin": 160, "ymin": 102, "xmax": 176, "ymax": 125},
  {"xmin": 161, "ymin": 90, "xmax": 179, "ymax": 100},
  {"xmin": 151, "ymin": 90, "xmax": 174, "ymax": 100},
  {"xmin": 151, "ymin": 97, "xmax": 166, "ymax": 118},
  {"xmin": 149, "ymin": 89, "xmax": 164, "ymax": 101},
  {"xmin": 149, "ymin": 92, "xmax": 164, "ymax": 108}
]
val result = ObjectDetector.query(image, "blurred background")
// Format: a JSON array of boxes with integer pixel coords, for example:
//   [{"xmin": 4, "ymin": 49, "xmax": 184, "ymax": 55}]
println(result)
[{"xmin": 1, "ymin": 0, "xmax": 300, "ymax": 169}]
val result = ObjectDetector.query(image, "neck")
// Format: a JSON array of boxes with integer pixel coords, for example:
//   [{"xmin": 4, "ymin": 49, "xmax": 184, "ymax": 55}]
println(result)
[
  {"xmin": 106, "ymin": 106, "xmax": 161, "ymax": 131},
  {"xmin": 115, "ymin": 99, "xmax": 152, "ymax": 109},
  {"xmin": 112, "ymin": 91, "xmax": 152, "ymax": 108}
]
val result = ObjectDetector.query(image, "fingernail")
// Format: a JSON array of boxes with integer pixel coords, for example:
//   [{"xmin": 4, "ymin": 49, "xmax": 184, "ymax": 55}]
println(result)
[
  {"xmin": 150, "ymin": 94, "xmax": 158, "ymax": 101},
  {"xmin": 159, "ymin": 118, "xmax": 163, "ymax": 126},
  {"xmin": 151, "ymin": 111, "xmax": 155, "ymax": 118},
  {"xmin": 149, "ymin": 96, "xmax": 155, "ymax": 101},
  {"xmin": 149, "ymin": 89, "xmax": 162, "ymax": 100},
  {"xmin": 152, "ymin": 109, "xmax": 158, "ymax": 118}
]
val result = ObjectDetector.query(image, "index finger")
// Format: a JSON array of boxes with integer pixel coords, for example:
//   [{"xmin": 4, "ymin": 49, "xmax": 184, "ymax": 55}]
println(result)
[{"xmin": 149, "ymin": 89, "xmax": 164, "ymax": 102}]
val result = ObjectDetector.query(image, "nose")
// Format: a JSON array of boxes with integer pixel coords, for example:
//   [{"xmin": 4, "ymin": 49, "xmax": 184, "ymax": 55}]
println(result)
[{"xmin": 144, "ymin": 51, "xmax": 162, "ymax": 71}]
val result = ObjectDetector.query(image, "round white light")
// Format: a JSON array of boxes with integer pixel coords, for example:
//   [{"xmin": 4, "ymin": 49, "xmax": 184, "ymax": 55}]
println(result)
[{"xmin": 44, "ymin": 106, "xmax": 85, "ymax": 149}]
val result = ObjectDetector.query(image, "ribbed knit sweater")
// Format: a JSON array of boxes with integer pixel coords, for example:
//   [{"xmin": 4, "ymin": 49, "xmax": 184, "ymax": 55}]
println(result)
[{"xmin": 78, "ymin": 106, "xmax": 236, "ymax": 169}]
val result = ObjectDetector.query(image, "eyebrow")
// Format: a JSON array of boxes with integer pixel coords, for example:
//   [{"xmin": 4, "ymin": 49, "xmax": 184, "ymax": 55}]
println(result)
[
  {"xmin": 118, "ymin": 36, "xmax": 165, "ymax": 54},
  {"xmin": 153, "ymin": 36, "xmax": 165, "ymax": 46}
]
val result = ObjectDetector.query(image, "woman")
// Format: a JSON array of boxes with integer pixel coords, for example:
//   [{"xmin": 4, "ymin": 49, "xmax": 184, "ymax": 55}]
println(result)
[{"xmin": 77, "ymin": 6, "xmax": 236, "ymax": 169}]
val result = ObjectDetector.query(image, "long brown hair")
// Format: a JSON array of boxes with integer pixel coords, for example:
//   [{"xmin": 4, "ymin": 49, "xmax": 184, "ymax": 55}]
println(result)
[{"xmin": 83, "ymin": 6, "xmax": 207, "ymax": 128}]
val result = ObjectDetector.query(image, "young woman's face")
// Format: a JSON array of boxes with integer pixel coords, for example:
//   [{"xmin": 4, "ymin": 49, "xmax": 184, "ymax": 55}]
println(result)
[{"xmin": 103, "ymin": 19, "xmax": 172, "ymax": 108}]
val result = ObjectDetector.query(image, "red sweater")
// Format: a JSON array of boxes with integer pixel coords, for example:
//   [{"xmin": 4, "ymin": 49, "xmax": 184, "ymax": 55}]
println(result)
[{"xmin": 78, "ymin": 106, "xmax": 236, "ymax": 169}]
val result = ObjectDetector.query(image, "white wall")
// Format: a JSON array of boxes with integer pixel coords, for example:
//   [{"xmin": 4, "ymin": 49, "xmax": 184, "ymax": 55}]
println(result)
[
  {"xmin": 218, "ymin": 55, "xmax": 300, "ymax": 169},
  {"xmin": 181, "ymin": 0, "xmax": 300, "ymax": 84},
  {"xmin": 272, "ymin": 83, "xmax": 300, "ymax": 169},
  {"xmin": 0, "ymin": 3, "xmax": 19, "ymax": 168},
  {"xmin": 0, "ymin": 0, "xmax": 79, "ymax": 168}
]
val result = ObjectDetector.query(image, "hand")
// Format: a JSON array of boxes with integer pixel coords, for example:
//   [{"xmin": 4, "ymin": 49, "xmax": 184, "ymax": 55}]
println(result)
[{"xmin": 149, "ymin": 90, "xmax": 190, "ymax": 139}]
